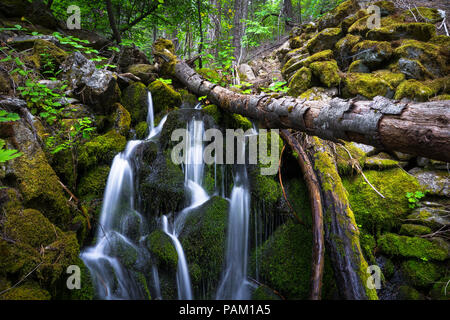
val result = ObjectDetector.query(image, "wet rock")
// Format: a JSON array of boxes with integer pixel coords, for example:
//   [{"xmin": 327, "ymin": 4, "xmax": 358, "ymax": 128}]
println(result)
[
  {"xmin": 148, "ymin": 79, "xmax": 182, "ymax": 115},
  {"xmin": 397, "ymin": 58, "xmax": 430, "ymax": 80},
  {"xmin": 351, "ymin": 40, "xmax": 393, "ymax": 69},
  {"xmin": 127, "ymin": 64, "xmax": 157, "ymax": 85},
  {"xmin": 348, "ymin": 60, "xmax": 370, "ymax": 73},
  {"xmin": 407, "ymin": 202, "xmax": 450, "ymax": 230},
  {"xmin": 408, "ymin": 168, "xmax": 449, "ymax": 197},
  {"xmin": 61, "ymin": 52, "xmax": 120, "ymax": 114}
]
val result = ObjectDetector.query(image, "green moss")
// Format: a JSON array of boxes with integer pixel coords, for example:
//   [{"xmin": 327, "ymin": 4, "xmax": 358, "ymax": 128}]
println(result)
[
  {"xmin": 146, "ymin": 230, "xmax": 178, "ymax": 270},
  {"xmin": 121, "ymin": 82, "xmax": 148, "ymax": 124},
  {"xmin": 252, "ymin": 286, "xmax": 282, "ymax": 300},
  {"xmin": 152, "ymin": 39, "xmax": 177, "ymax": 77},
  {"xmin": 374, "ymin": 1, "xmax": 396, "ymax": 16},
  {"xmin": 250, "ymin": 172, "xmax": 282, "ymax": 209},
  {"xmin": 397, "ymin": 285, "xmax": 424, "ymax": 300},
  {"xmin": 343, "ymin": 168, "xmax": 421, "ymax": 233},
  {"xmin": 135, "ymin": 121, "xmax": 149, "ymax": 140},
  {"xmin": 285, "ymin": 178, "xmax": 312, "ymax": 226},
  {"xmin": 10, "ymin": 144, "xmax": 70, "ymax": 227},
  {"xmin": 232, "ymin": 113, "xmax": 252, "ymax": 130},
  {"xmin": 289, "ymin": 36, "xmax": 302, "ymax": 49},
  {"xmin": 378, "ymin": 233, "xmax": 448, "ymax": 261},
  {"xmin": 399, "ymin": 224, "xmax": 432, "ymax": 236},
  {"xmin": 335, "ymin": 33, "xmax": 361, "ymax": 55},
  {"xmin": 306, "ymin": 28, "xmax": 342, "ymax": 54},
  {"xmin": 360, "ymin": 231, "xmax": 376, "ymax": 265},
  {"xmin": 430, "ymin": 277, "xmax": 450, "ymax": 300},
  {"xmin": 309, "ymin": 60, "xmax": 341, "ymax": 88},
  {"xmin": 77, "ymin": 165, "xmax": 110, "ymax": 197},
  {"xmin": 343, "ymin": 72, "xmax": 393, "ymax": 99},
  {"xmin": 373, "ymin": 70, "xmax": 405, "ymax": 88},
  {"xmin": 402, "ymin": 7, "xmax": 444, "ymax": 24},
  {"xmin": 69, "ymin": 258, "xmax": 94, "ymax": 300},
  {"xmin": 24, "ymin": 39, "xmax": 68, "ymax": 72},
  {"xmin": 0, "ymin": 282, "xmax": 51, "ymax": 300},
  {"xmin": 335, "ymin": 142, "xmax": 367, "ymax": 176},
  {"xmin": 364, "ymin": 153, "xmax": 399, "ymax": 170},
  {"xmin": 4, "ymin": 209, "xmax": 59, "ymax": 248},
  {"xmin": 430, "ymin": 35, "xmax": 450, "ymax": 48},
  {"xmin": 367, "ymin": 23, "xmax": 436, "ymax": 42},
  {"xmin": 288, "ymin": 67, "xmax": 312, "ymax": 96},
  {"xmin": 431, "ymin": 94, "xmax": 450, "ymax": 101},
  {"xmin": 78, "ymin": 130, "xmax": 126, "ymax": 170},
  {"xmin": 351, "ymin": 40, "xmax": 393, "ymax": 68},
  {"xmin": 318, "ymin": 0, "xmax": 359, "ymax": 30},
  {"xmin": 401, "ymin": 260, "xmax": 444, "ymax": 288},
  {"xmin": 180, "ymin": 196, "xmax": 229, "ymax": 298},
  {"xmin": 148, "ymin": 79, "xmax": 182, "ymax": 115},
  {"xmin": 127, "ymin": 64, "xmax": 156, "ymax": 84},
  {"xmin": 348, "ymin": 16, "xmax": 371, "ymax": 36},
  {"xmin": 113, "ymin": 103, "xmax": 131, "ymax": 136},
  {"xmin": 348, "ymin": 60, "xmax": 370, "ymax": 73},
  {"xmin": 424, "ymin": 76, "xmax": 450, "ymax": 95},
  {"xmin": 0, "ymin": 72, "xmax": 10, "ymax": 94},
  {"xmin": 202, "ymin": 104, "xmax": 222, "ymax": 124},
  {"xmin": 395, "ymin": 79, "xmax": 434, "ymax": 101}
]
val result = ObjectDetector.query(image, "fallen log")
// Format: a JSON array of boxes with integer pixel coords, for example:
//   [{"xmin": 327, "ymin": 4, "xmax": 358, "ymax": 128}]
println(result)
[
  {"xmin": 154, "ymin": 43, "xmax": 450, "ymax": 162},
  {"xmin": 280, "ymin": 129, "xmax": 324, "ymax": 300},
  {"xmin": 302, "ymin": 136, "xmax": 378, "ymax": 300}
]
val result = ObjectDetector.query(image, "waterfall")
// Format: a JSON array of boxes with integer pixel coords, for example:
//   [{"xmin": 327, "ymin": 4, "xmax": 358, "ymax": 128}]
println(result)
[
  {"xmin": 216, "ymin": 136, "xmax": 253, "ymax": 300},
  {"xmin": 162, "ymin": 112, "xmax": 209, "ymax": 300},
  {"xmin": 81, "ymin": 91, "xmax": 163, "ymax": 300}
]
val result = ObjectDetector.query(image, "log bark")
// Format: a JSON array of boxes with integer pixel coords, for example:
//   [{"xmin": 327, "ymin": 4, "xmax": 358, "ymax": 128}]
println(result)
[
  {"xmin": 301, "ymin": 136, "xmax": 378, "ymax": 300},
  {"xmin": 280, "ymin": 129, "xmax": 324, "ymax": 300},
  {"xmin": 167, "ymin": 58, "xmax": 450, "ymax": 163}
]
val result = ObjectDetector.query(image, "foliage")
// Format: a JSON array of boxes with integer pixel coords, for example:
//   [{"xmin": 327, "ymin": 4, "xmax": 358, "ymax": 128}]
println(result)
[
  {"xmin": 0, "ymin": 111, "xmax": 22, "ymax": 163},
  {"xmin": 406, "ymin": 191, "xmax": 427, "ymax": 209}
]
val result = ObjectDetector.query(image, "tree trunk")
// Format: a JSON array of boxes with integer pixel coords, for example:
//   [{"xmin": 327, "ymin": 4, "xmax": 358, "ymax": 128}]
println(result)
[
  {"xmin": 232, "ymin": 0, "xmax": 249, "ymax": 62},
  {"xmin": 282, "ymin": 0, "xmax": 297, "ymax": 29},
  {"xmin": 301, "ymin": 136, "xmax": 378, "ymax": 300},
  {"xmin": 165, "ymin": 58, "xmax": 450, "ymax": 163},
  {"xmin": 280, "ymin": 129, "xmax": 324, "ymax": 300},
  {"xmin": 105, "ymin": 0, "xmax": 122, "ymax": 43},
  {"xmin": 197, "ymin": 0, "xmax": 204, "ymax": 68}
]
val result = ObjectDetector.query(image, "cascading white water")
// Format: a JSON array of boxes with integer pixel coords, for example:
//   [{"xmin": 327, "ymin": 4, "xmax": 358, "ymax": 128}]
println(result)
[
  {"xmin": 162, "ymin": 111, "xmax": 210, "ymax": 300},
  {"xmin": 216, "ymin": 135, "xmax": 253, "ymax": 300},
  {"xmin": 81, "ymin": 90, "xmax": 164, "ymax": 300}
]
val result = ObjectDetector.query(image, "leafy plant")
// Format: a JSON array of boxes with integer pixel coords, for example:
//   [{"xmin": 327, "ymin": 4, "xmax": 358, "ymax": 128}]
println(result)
[
  {"xmin": 156, "ymin": 78, "xmax": 173, "ymax": 85},
  {"xmin": 0, "ymin": 111, "xmax": 22, "ymax": 163},
  {"xmin": 406, "ymin": 191, "xmax": 426, "ymax": 209},
  {"xmin": 261, "ymin": 80, "xmax": 289, "ymax": 94}
]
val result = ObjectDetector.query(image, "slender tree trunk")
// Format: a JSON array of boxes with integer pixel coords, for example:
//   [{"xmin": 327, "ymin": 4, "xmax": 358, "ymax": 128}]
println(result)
[
  {"xmin": 232, "ymin": 0, "xmax": 249, "ymax": 62},
  {"xmin": 282, "ymin": 0, "xmax": 297, "ymax": 30},
  {"xmin": 197, "ymin": 0, "xmax": 204, "ymax": 68},
  {"xmin": 105, "ymin": 0, "xmax": 122, "ymax": 43},
  {"xmin": 152, "ymin": 51, "xmax": 450, "ymax": 162}
]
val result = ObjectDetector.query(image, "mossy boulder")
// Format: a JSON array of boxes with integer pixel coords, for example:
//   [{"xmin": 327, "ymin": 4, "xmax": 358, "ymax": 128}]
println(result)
[
  {"xmin": 146, "ymin": 230, "xmax": 177, "ymax": 271},
  {"xmin": 394, "ymin": 79, "xmax": 434, "ymax": 101},
  {"xmin": 0, "ymin": 72, "xmax": 10, "ymax": 94},
  {"xmin": 288, "ymin": 67, "xmax": 312, "ymax": 96},
  {"xmin": 364, "ymin": 152, "xmax": 399, "ymax": 170},
  {"xmin": 402, "ymin": 7, "xmax": 444, "ymax": 24},
  {"xmin": 112, "ymin": 103, "xmax": 131, "ymax": 136},
  {"xmin": 335, "ymin": 141, "xmax": 367, "ymax": 175},
  {"xmin": 397, "ymin": 285, "xmax": 424, "ymax": 300},
  {"xmin": 309, "ymin": 60, "xmax": 341, "ymax": 88},
  {"xmin": 317, "ymin": 0, "xmax": 359, "ymax": 30},
  {"xmin": 372, "ymin": 70, "xmax": 405, "ymax": 88},
  {"xmin": 407, "ymin": 206, "xmax": 449, "ymax": 230},
  {"xmin": 180, "ymin": 196, "xmax": 229, "ymax": 298},
  {"xmin": 306, "ymin": 28, "xmax": 342, "ymax": 54},
  {"xmin": 78, "ymin": 130, "xmax": 127, "ymax": 170},
  {"xmin": 343, "ymin": 73, "xmax": 393, "ymax": 99},
  {"xmin": 399, "ymin": 224, "xmax": 432, "ymax": 236},
  {"xmin": 343, "ymin": 168, "xmax": 421, "ymax": 233},
  {"xmin": 401, "ymin": 259, "xmax": 444, "ymax": 288},
  {"xmin": 152, "ymin": 39, "xmax": 177, "ymax": 77},
  {"xmin": 408, "ymin": 168, "xmax": 449, "ymax": 197},
  {"xmin": 374, "ymin": 1, "xmax": 396, "ymax": 16},
  {"xmin": 0, "ymin": 282, "xmax": 51, "ymax": 300},
  {"xmin": 202, "ymin": 104, "xmax": 222, "ymax": 125},
  {"xmin": 351, "ymin": 40, "xmax": 393, "ymax": 69},
  {"xmin": 348, "ymin": 60, "xmax": 370, "ymax": 73},
  {"xmin": 135, "ymin": 121, "xmax": 149, "ymax": 140},
  {"xmin": 378, "ymin": 233, "xmax": 448, "ymax": 261},
  {"xmin": 23, "ymin": 39, "xmax": 68, "ymax": 72},
  {"xmin": 3, "ymin": 209, "xmax": 59, "ymax": 248},
  {"xmin": 367, "ymin": 23, "xmax": 436, "ymax": 42},
  {"xmin": 77, "ymin": 165, "xmax": 110, "ymax": 197},
  {"xmin": 127, "ymin": 64, "xmax": 157, "ymax": 85},
  {"xmin": 394, "ymin": 40, "xmax": 446, "ymax": 78},
  {"xmin": 121, "ymin": 82, "xmax": 149, "ymax": 125},
  {"xmin": 335, "ymin": 34, "xmax": 361, "ymax": 69},
  {"xmin": 148, "ymin": 79, "xmax": 182, "ymax": 115},
  {"xmin": 430, "ymin": 277, "xmax": 450, "ymax": 300}
]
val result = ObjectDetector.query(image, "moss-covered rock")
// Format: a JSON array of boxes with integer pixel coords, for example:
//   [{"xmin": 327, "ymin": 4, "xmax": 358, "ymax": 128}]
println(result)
[
  {"xmin": 3, "ymin": 209, "xmax": 59, "ymax": 248},
  {"xmin": 430, "ymin": 277, "xmax": 450, "ymax": 300},
  {"xmin": 351, "ymin": 40, "xmax": 393, "ymax": 69},
  {"xmin": 364, "ymin": 152, "xmax": 399, "ymax": 170},
  {"xmin": 374, "ymin": 1, "xmax": 396, "ymax": 16},
  {"xmin": 343, "ymin": 72, "xmax": 393, "ymax": 99},
  {"xmin": 77, "ymin": 165, "xmax": 110, "ymax": 197},
  {"xmin": 127, "ymin": 64, "xmax": 157, "ymax": 85},
  {"xmin": 112, "ymin": 103, "xmax": 131, "ymax": 136},
  {"xmin": 317, "ymin": 0, "xmax": 359, "ymax": 30},
  {"xmin": 24, "ymin": 39, "xmax": 68, "ymax": 73},
  {"xmin": 343, "ymin": 168, "xmax": 421, "ymax": 233},
  {"xmin": 202, "ymin": 104, "xmax": 222, "ymax": 125},
  {"xmin": 78, "ymin": 130, "xmax": 126, "ymax": 170},
  {"xmin": 348, "ymin": 60, "xmax": 370, "ymax": 73},
  {"xmin": 148, "ymin": 79, "xmax": 182, "ymax": 115},
  {"xmin": 180, "ymin": 196, "xmax": 229, "ymax": 298},
  {"xmin": 402, "ymin": 7, "xmax": 444, "ymax": 24},
  {"xmin": 306, "ymin": 28, "xmax": 342, "ymax": 54},
  {"xmin": 121, "ymin": 82, "xmax": 149, "ymax": 125},
  {"xmin": 146, "ymin": 230, "xmax": 177, "ymax": 271},
  {"xmin": 0, "ymin": 72, "xmax": 10, "ymax": 94},
  {"xmin": 0, "ymin": 282, "xmax": 51, "ymax": 300},
  {"xmin": 252, "ymin": 286, "xmax": 283, "ymax": 300},
  {"xmin": 288, "ymin": 67, "xmax": 312, "ymax": 96},
  {"xmin": 283, "ymin": 50, "xmax": 333, "ymax": 80},
  {"xmin": 335, "ymin": 34, "xmax": 361, "ymax": 69},
  {"xmin": 372, "ymin": 70, "xmax": 405, "ymax": 88},
  {"xmin": 397, "ymin": 285, "xmax": 424, "ymax": 300},
  {"xmin": 152, "ymin": 39, "xmax": 177, "ymax": 77},
  {"xmin": 335, "ymin": 141, "xmax": 367, "ymax": 175},
  {"xmin": 367, "ymin": 23, "xmax": 436, "ymax": 42},
  {"xmin": 401, "ymin": 259, "xmax": 444, "ymax": 288},
  {"xmin": 394, "ymin": 79, "xmax": 434, "ymax": 101},
  {"xmin": 135, "ymin": 121, "xmax": 149, "ymax": 140},
  {"xmin": 399, "ymin": 224, "xmax": 432, "ymax": 236},
  {"xmin": 309, "ymin": 60, "xmax": 341, "ymax": 88},
  {"xmin": 378, "ymin": 233, "xmax": 448, "ymax": 261}
]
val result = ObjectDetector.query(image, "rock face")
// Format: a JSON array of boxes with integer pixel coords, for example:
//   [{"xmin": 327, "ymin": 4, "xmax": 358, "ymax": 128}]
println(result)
[
  {"xmin": 61, "ymin": 52, "xmax": 120, "ymax": 114},
  {"xmin": 238, "ymin": 64, "xmax": 256, "ymax": 81},
  {"xmin": 409, "ymin": 168, "xmax": 449, "ymax": 197}
]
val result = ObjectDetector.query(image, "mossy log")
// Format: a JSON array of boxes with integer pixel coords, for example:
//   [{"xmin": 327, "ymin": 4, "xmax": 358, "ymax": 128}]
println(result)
[
  {"xmin": 301, "ymin": 136, "xmax": 378, "ymax": 300},
  {"xmin": 280, "ymin": 129, "xmax": 324, "ymax": 300},
  {"xmin": 159, "ymin": 50, "xmax": 450, "ymax": 162}
]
